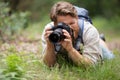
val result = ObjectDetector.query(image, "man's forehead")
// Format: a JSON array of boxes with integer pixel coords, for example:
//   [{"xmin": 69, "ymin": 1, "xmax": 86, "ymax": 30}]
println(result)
[{"xmin": 57, "ymin": 15, "xmax": 76, "ymax": 24}]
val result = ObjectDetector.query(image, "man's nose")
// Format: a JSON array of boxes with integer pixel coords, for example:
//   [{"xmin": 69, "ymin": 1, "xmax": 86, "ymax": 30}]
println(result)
[{"xmin": 69, "ymin": 25, "xmax": 73, "ymax": 29}]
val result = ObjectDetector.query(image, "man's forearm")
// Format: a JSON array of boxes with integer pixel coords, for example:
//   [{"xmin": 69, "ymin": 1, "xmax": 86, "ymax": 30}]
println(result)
[
  {"xmin": 68, "ymin": 48, "xmax": 92, "ymax": 66},
  {"xmin": 43, "ymin": 44, "xmax": 56, "ymax": 67}
]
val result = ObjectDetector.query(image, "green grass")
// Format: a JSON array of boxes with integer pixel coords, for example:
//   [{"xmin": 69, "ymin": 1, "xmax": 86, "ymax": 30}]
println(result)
[
  {"xmin": 0, "ymin": 16, "xmax": 120, "ymax": 80},
  {"xmin": 0, "ymin": 47, "xmax": 120, "ymax": 80}
]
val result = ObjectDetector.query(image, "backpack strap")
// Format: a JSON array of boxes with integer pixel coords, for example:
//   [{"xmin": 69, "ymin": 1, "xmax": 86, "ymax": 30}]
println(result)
[
  {"xmin": 78, "ymin": 18, "xmax": 84, "ymax": 44},
  {"xmin": 73, "ymin": 18, "xmax": 84, "ymax": 53}
]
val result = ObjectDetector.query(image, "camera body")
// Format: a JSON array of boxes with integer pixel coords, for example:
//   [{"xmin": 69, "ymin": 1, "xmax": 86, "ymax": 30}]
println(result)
[{"xmin": 49, "ymin": 22, "xmax": 73, "ymax": 43}]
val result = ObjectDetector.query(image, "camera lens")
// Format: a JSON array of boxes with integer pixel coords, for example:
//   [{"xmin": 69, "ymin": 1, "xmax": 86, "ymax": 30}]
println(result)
[
  {"xmin": 48, "ymin": 22, "xmax": 72, "ymax": 43},
  {"xmin": 49, "ymin": 31, "xmax": 61, "ymax": 43}
]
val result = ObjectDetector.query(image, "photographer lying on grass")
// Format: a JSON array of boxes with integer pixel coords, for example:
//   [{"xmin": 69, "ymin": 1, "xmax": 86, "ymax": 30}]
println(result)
[{"xmin": 41, "ymin": 1, "xmax": 114, "ymax": 67}]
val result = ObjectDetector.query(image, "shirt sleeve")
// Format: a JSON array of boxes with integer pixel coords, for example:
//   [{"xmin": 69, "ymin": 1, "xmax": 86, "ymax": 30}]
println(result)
[
  {"xmin": 41, "ymin": 22, "xmax": 54, "ymax": 54},
  {"xmin": 82, "ymin": 21, "xmax": 102, "ymax": 64}
]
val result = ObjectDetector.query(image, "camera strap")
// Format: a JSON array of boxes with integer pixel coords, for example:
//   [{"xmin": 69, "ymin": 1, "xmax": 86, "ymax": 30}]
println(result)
[{"xmin": 54, "ymin": 43, "xmax": 61, "ymax": 52}]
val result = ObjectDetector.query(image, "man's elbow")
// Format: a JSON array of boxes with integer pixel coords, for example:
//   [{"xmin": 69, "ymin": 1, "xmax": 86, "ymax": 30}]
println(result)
[{"xmin": 43, "ymin": 58, "xmax": 56, "ymax": 67}]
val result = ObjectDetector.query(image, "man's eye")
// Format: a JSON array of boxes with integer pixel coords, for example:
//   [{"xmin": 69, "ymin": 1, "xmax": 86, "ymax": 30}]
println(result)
[{"xmin": 69, "ymin": 22, "xmax": 74, "ymax": 25}]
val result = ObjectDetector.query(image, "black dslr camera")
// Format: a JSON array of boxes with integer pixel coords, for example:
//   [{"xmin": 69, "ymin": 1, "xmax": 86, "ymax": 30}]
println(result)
[{"xmin": 49, "ymin": 22, "xmax": 73, "ymax": 43}]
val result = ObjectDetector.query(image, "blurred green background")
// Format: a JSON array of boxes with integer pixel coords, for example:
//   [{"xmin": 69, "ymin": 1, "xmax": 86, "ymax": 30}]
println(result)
[
  {"xmin": 3, "ymin": 0, "xmax": 120, "ymax": 20},
  {"xmin": 0, "ymin": 0, "xmax": 120, "ymax": 44}
]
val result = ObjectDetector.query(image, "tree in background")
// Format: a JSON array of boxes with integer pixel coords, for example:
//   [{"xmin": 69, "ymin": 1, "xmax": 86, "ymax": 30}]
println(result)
[
  {"xmin": 0, "ymin": 1, "xmax": 30, "ymax": 42},
  {"xmin": 2, "ymin": 0, "xmax": 120, "ymax": 21}
]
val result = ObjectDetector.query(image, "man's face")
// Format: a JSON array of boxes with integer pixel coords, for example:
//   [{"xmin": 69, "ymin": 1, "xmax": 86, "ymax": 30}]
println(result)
[{"xmin": 56, "ymin": 15, "xmax": 79, "ymax": 39}]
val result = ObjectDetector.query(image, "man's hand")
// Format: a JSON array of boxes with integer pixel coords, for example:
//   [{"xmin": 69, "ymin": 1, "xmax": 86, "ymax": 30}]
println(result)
[
  {"xmin": 60, "ymin": 29, "xmax": 73, "ymax": 51},
  {"xmin": 44, "ymin": 27, "xmax": 53, "ymax": 46},
  {"xmin": 43, "ymin": 27, "xmax": 56, "ymax": 67}
]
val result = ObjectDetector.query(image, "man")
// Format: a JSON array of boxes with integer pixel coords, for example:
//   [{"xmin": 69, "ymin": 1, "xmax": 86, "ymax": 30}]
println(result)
[{"xmin": 41, "ymin": 1, "xmax": 114, "ymax": 67}]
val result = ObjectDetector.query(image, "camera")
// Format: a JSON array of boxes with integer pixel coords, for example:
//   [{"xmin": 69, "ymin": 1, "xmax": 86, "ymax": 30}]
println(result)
[{"xmin": 49, "ymin": 22, "xmax": 73, "ymax": 43}]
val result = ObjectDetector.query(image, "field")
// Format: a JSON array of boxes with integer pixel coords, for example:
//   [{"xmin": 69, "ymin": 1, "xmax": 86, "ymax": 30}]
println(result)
[{"xmin": 0, "ymin": 17, "xmax": 120, "ymax": 80}]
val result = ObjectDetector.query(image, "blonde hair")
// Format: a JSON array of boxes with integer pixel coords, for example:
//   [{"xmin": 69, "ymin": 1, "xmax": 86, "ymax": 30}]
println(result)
[{"xmin": 50, "ymin": 1, "xmax": 77, "ymax": 23}]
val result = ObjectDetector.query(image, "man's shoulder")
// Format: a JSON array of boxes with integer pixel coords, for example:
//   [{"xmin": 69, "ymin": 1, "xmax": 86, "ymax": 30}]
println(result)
[
  {"xmin": 83, "ymin": 20, "xmax": 98, "ymax": 33},
  {"xmin": 45, "ymin": 22, "xmax": 54, "ymax": 29},
  {"xmin": 83, "ymin": 20, "xmax": 100, "ymax": 43}
]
